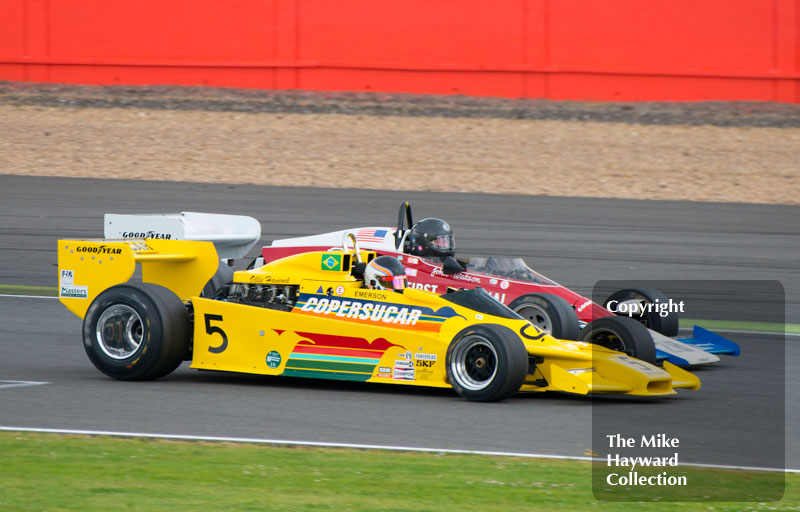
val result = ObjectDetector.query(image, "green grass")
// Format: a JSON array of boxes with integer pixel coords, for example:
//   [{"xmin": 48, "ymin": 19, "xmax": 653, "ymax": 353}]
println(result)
[
  {"xmin": 0, "ymin": 432, "xmax": 797, "ymax": 511},
  {"xmin": 0, "ymin": 283, "xmax": 58, "ymax": 296},
  {"xmin": 681, "ymin": 318, "xmax": 800, "ymax": 335}
]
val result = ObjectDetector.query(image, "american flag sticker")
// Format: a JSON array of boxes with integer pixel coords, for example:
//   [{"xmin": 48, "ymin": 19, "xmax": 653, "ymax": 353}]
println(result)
[{"xmin": 356, "ymin": 228, "xmax": 389, "ymax": 243}]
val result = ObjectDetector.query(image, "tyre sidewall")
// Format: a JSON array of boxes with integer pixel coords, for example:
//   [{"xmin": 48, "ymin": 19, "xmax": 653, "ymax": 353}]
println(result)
[
  {"xmin": 604, "ymin": 287, "xmax": 679, "ymax": 337},
  {"xmin": 579, "ymin": 316, "xmax": 657, "ymax": 364},
  {"xmin": 509, "ymin": 293, "xmax": 580, "ymax": 340},
  {"xmin": 446, "ymin": 324, "xmax": 528, "ymax": 402},
  {"xmin": 82, "ymin": 284, "xmax": 171, "ymax": 380}
]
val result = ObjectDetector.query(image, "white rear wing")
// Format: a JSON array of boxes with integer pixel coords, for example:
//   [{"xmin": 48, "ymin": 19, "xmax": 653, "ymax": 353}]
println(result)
[
  {"xmin": 270, "ymin": 227, "xmax": 403, "ymax": 252},
  {"xmin": 104, "ymin": 212, "xmax": 261, "ymax": 260}
]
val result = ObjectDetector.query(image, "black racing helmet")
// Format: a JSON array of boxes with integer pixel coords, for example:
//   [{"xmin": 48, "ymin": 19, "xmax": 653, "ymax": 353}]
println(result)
[{"xmin": 405, "ymin": 218, "xmax": 455, "ymax": 257}]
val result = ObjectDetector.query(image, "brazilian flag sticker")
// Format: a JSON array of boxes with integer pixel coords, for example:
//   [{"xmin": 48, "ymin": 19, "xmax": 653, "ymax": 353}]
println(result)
[{"xmin": 321, "ymin": 253, "xmax": 342, "ymax": 271}]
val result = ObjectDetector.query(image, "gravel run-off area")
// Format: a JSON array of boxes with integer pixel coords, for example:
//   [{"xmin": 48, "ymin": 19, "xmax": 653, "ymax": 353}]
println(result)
[{"xmin": 1, "ymin": 82, "xmax": 799, "ymax": 205}]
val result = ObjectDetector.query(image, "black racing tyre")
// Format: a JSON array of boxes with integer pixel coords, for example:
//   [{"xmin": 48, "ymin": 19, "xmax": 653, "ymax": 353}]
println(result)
[
  {"xmin": 509, "ymin": 293, "xmax": 580, "ymax": 340},
  {"xmin": 446, "ymin": 324, "xmax": 528, "ymax": 402},
  {"xmin": 579, "ymin": 316, "xmax": 657, "ymax": 364},
  {"xmin": 82, "ymin": 283, "xmax": 190, "ymax": 380},
  {"xmin": 603, "ymin": 286, "xmax": 679, "ymax": 337},
  {"xmin": 201, "ymin": 260, "xmax": 235, "ymax": 298}
]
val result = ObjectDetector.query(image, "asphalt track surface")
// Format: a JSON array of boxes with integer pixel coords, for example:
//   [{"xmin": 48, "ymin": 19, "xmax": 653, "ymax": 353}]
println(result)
[{"xmin": 1, "ymin": 175, "xmax": 798, "ymax": 471}]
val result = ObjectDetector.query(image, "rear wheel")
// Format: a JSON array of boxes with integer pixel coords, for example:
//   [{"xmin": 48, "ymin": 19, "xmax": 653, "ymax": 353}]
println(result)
[
  {"xmin": 446, "ymin": 324, "xmax": 528, "ymax": 402},
  {"xmin": 82, "ymin": 283, "xmax": 190, "ymax": 380},
  {"xmin": 509, "ymin": 293, "xmax": 580, "ymax": 340},
  {"xmin": 604, "ymin": 286, "xmax": 679, "ymax": 337},
  {"xmin": 579, "ymin": 316, "xmax": 657, "ymax": 364}
]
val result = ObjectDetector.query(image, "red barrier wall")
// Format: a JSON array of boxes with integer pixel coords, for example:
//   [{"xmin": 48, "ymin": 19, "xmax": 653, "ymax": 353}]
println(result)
[{"xmin": 2, "ymin": 0, "xmax": 799, "ymax": 103}]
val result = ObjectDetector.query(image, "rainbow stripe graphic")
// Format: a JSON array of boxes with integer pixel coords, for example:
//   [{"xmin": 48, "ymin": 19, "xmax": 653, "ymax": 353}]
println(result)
[{"xmin": 282, "ymin": 332, "xmax": 401, "ymax": 382}]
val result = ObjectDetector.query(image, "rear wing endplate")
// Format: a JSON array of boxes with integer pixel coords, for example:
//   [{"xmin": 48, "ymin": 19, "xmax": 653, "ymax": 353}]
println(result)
[{"xmin": 58, "ymin": 239, "xmax": 219, "ymax": 319}]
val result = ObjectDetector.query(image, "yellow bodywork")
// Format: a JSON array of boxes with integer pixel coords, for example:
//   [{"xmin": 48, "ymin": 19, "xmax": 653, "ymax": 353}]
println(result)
[
  {"xmin": 57, "ymin": 239, "xmax": 218, "ymax": 318},
  {"xmin": 58, "ymin": 240, "xmax": 699, "ymax": 397}
]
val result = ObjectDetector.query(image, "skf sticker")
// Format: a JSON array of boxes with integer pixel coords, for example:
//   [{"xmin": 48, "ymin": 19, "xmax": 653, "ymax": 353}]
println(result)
[{"xmin": 321, "ymin": 253, "xmax": 342, "ymax": 271}]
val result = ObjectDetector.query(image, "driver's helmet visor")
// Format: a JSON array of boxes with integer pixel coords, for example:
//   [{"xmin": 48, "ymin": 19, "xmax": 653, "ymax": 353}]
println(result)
[
  {"xmin": 430, "ymin": 234, "xmax": 455, "ymax": 252},
  {"xmin": 378, "ymin": 275, "xmax": 408, "ymax": 291}
]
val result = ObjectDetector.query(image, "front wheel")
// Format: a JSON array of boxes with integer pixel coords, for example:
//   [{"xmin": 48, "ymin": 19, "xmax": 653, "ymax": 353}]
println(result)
[
  {"xmin": 82, "ymin": 282, "xmax": 190, "ymax": 380},
  {"xmin": 603, "ymin": 286, "xmax": 679, "ymax": 337},
  {"xmin": 579, "ymin": 316, "xmax": 657, "ymax": 364},
  {"xmin": 509, "ymin": 293, "xmax": 580, "ymax": 340},
  {"xmin": 446, "ymin": 324, "xmax": 528, "ymax": 402}
]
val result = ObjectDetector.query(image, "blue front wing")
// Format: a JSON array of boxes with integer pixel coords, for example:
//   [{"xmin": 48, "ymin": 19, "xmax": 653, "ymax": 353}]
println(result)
[{"xmin": 655, "ymin": 325, "xmax": 741, "ymax": 362}]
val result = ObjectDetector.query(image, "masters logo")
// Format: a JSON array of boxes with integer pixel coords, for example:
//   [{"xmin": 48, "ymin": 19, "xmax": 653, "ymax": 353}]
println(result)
[
  {"xmin": 321, "ymin": 253, "xmax": 342, "ymax": 271},
  {"xmin": 60, "ymin": 285, "xmax": 88, "ymax": 299}
]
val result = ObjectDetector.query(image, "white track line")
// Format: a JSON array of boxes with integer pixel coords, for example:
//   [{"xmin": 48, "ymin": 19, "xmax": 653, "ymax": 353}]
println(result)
[
  {"xmin": 0, "ymin": 426, "xmax": 795, "ymax": 473},
  {"xmin": 0, "ymin": 381, "xmax": 50, "ymax": 390}
]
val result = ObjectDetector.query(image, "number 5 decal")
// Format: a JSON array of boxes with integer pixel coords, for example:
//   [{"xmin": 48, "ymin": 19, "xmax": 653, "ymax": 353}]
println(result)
[{"xmin": 205, "ymin": 314, "xmax": 228, "ymax": 353}]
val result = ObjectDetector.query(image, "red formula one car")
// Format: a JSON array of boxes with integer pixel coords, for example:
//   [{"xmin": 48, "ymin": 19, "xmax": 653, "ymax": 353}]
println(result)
[{"xmin": 261, "ymin": 203, "xmax": 740, "ymax": 366}]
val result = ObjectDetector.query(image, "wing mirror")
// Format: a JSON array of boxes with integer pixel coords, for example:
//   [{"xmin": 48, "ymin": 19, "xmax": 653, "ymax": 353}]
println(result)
[{"xmin": 442, "ymin": 256, "xmax": 464, "ymax": 275}]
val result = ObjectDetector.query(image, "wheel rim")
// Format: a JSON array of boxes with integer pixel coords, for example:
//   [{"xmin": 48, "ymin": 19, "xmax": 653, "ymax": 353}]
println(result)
[
  {"xmin": 584, "ymin": 328, "xmax": 631, "ymax": 356},
  {"xmin": 451, "ymin": 335, "xmax": 498, "ymax": 391},
  {"xmin": 515, "ymin": 304, "xmax": 552, "ymax": 334},
  {"xmin": 96, "ymin": 304, "xmax": 144, "ymax": 360}
]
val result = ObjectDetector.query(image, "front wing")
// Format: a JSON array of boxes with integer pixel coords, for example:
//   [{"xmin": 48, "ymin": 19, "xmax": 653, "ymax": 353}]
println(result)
[{"xmin": 653, "ymin": 327, "xmax": 741, "ymax": 366}]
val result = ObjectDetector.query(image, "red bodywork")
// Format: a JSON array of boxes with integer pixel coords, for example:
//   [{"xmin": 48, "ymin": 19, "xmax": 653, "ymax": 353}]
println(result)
[{"xmin": 261, "ymin": 245, "xmax": 614, "ymax": 324}]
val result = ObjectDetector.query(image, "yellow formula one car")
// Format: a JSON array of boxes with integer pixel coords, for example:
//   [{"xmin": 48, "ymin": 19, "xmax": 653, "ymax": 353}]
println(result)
[{"xmin": 57, "ymin": 232, "xmax": 700, "ymax": 402}]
